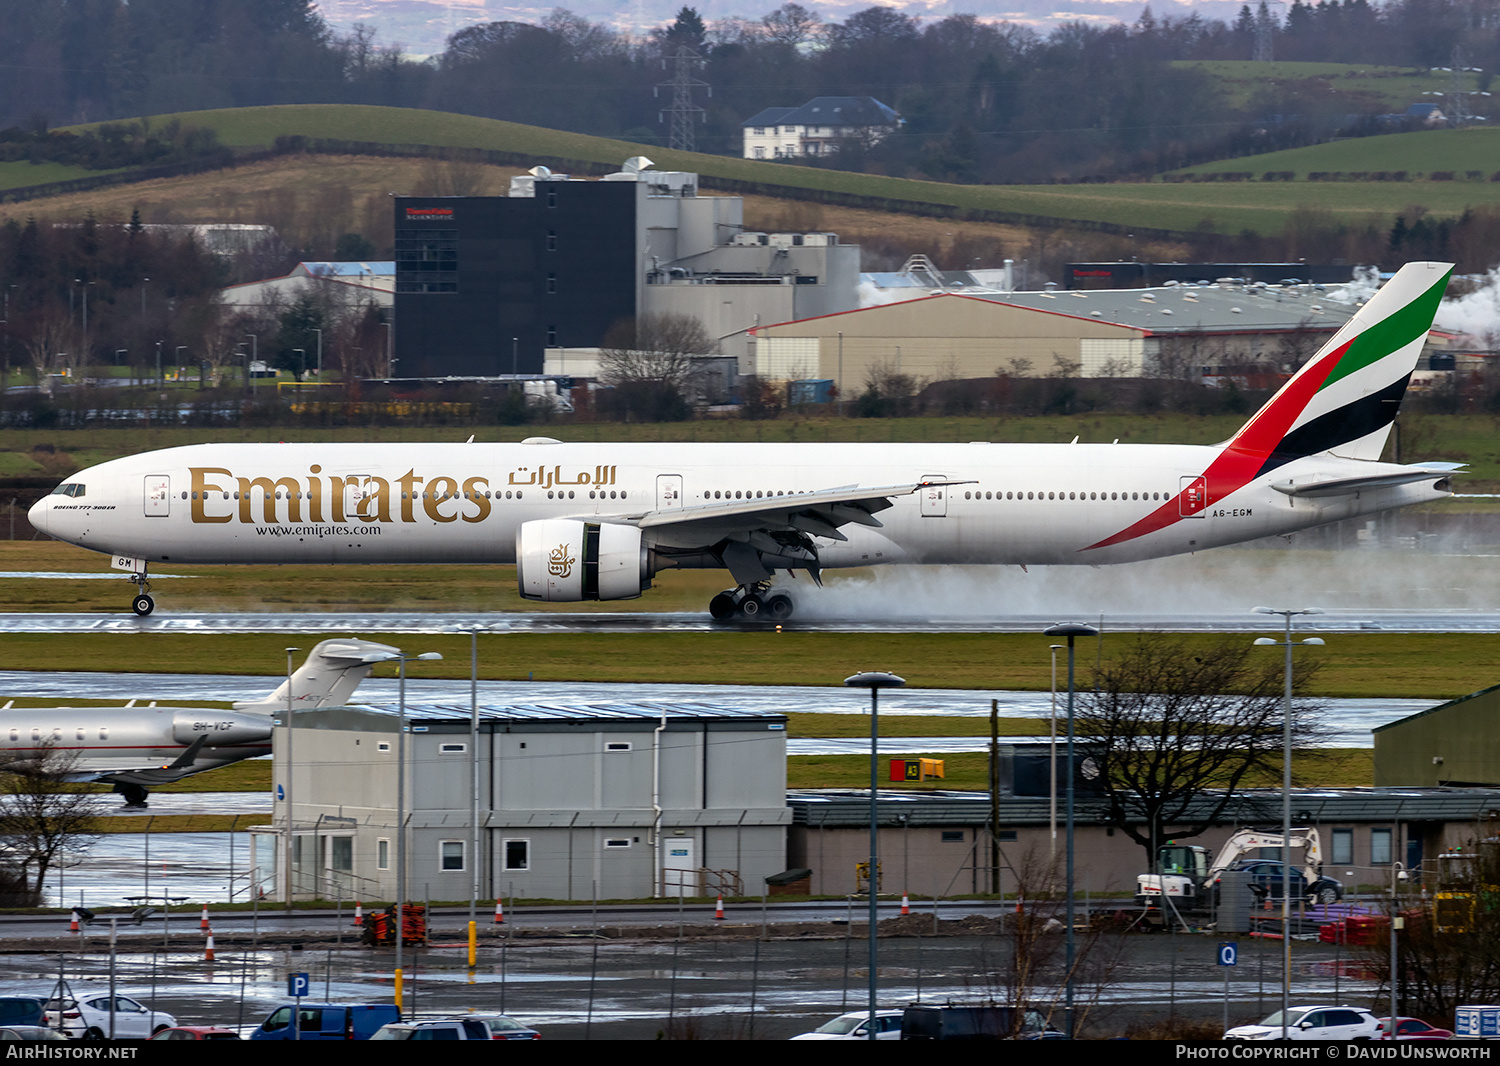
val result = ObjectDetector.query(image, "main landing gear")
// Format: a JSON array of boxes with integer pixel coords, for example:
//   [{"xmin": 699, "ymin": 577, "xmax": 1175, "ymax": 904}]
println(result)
[
  {"xmin": 709, "ymin": 581, "xmax": 794, "ymax": 622},
  {"xmin": 129, "ymin": 566, "xmax": 154, "ymax": 616}
]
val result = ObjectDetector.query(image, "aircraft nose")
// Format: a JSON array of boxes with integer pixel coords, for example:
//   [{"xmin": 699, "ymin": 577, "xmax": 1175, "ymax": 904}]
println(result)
[{"xmin": 27, "ymin": 495, "xmax": 49, "ymax": 536}]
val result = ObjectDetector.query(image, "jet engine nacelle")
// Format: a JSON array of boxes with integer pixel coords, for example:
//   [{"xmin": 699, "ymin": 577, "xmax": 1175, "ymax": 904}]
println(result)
[
  {"xmin": 171, "ymin": 711, "xmax": 275, "ymax": 747},
  {"xmin": 516, "ymin": 519, "xmax": 652, "ymax": 601}
]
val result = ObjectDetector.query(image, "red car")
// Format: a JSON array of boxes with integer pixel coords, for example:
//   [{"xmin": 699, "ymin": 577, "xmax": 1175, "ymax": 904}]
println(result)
[
  {"xmin": 1377, "ymin": 1018, "xmax": 1454, "ymax": 1041},
  {"xmin": 148, "ymin": 1027, "xmax": 242, "ymax": 1041}
]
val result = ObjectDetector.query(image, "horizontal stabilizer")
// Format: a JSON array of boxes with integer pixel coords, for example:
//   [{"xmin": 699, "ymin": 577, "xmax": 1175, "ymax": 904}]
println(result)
[{"xmin": 1271, "ymin": 462, "xmax": 1463, "ymax": 498}]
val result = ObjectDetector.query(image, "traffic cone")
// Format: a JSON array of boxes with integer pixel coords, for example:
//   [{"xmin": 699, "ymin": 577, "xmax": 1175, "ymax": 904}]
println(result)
[
  {"xmin": 68, "ymin": 910, "xmax": 80, "ymax": 934},
  {"xmin": 353, "ymin": 902, "xmax": 363, "ymax": 927},
  {"xmin": 204, "ymin": 929, "xmax": 215, "ymax": 963},
  {"xmin": 199, "ymin": 904, "xmax": 210, "ymax": 931},
  {"xmin": 493, "ymin": 899, "xmax": 504, "ymax": 925},
  {"xmin": 714, "ymin": 895, "xmax": 725, "ymax": 920},
  {"xmin": 900, "ymin": 893, "xmax": 910, "ymax": 916}
]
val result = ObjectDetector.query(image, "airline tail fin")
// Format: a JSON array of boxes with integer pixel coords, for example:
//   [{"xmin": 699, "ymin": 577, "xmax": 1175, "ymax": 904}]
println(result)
[
  {"xmin": 1223, "ymin": 261, "xmax": 1453, "ymax": 475},
  {"xmin": 234, "ymin": 638, "xmax": 402, "ymax": 714}
]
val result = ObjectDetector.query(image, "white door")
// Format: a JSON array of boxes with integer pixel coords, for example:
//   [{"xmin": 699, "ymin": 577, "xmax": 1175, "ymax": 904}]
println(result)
[
  {"xmin": 144, "ymin": 475, "xmax": 170, "ymax": 517},
  {"xmin": 661, "ymin": 837, "xmax": 695, "ymax": 897},
  {"xmin": 919, "ymin": 476, "xmax": 947, "ymax": 518},
  {"xmin": 656, "ymin": 474, "xmax": 683, "ymax": 510}
]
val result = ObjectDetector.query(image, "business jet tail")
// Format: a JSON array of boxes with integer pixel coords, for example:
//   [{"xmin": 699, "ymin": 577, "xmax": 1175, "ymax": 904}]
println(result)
[{"xmin": 234, "ymin": 638, "xmax": 402, "ymax": 714}]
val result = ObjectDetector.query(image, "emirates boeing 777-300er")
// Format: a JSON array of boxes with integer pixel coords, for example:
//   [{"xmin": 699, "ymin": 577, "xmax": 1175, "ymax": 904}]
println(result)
[{"xmin": 30, "ymin": 261, "xmax": 1459, "ymax": 621}]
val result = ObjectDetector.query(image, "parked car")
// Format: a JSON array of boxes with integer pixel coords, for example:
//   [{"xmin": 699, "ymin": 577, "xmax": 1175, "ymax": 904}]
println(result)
[
  {"xmin": 1218, "ymin": 860, "xmax": 1344, "ymax": 905},
  {"xmin": 370, "ymin": 1019, "xmax": 491, "ymax": 1041},
  {"xmin": 0, "ymin": 1027, "xmax": 65, "ymax": 1041},
  {"xmin": 1226, "ymin": 1005, "xmax": 1381, "ymax": 1041},
  {"xmin": 42, "ymin": 995, "xmax": 175, "ymax": 1040},
  {"xmin": 902, "ymin": 1004, "xmax": 1059, "ymax": 1040},
  {"xmin": 248, "ymin": 1003, "xmax": 400, "ymax": 1041},
  {"xmin": 790, "ymin": 1010, "xmax": 904, "ymax": 1040},
  {"xmin": 0, "ymin": 999, "xmax": 45, "ymax": 1030},
  {"xmin": 148, "ymin": 1027, "xmax": 242, "ymax": 1040},
  {"xmin": 1377, "ymin": 1017, "xmax": 1454, "ymax": 1041},
  {"xmin": 466, "ymin": 1014, "xmax": 541, "ymax": 1040}
]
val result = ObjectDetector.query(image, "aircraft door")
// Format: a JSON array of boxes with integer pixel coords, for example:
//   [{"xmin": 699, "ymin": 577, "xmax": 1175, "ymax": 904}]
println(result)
[
  {"xmin": 656, "ymin": 474, "xmax": 683, "ymax": 510},
  {"xmin": 144, "ymin": 475, "xmax": 170, "ymax": 517},
  {"xmin": 1179, "ymin": 475, "xmax": 1207, "ymax": 517},
  {"xmin": 919, "ymin": 476, "xmax": 948, "ymax": 518}
]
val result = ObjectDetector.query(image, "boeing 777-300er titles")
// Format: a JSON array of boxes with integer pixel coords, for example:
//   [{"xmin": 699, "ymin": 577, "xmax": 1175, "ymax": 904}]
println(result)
[
  {"xmin": 1, "ymin": 638, "xmax": 398, "ymax": 807},
  {"xmin": 30, "ymin": 262, "xmax": 1460, "ymax": 622}
]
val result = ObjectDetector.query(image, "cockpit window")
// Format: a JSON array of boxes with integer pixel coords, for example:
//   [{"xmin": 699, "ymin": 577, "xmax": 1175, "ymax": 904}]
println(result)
[{"xmin": 49, "ymin": 483, "xmax": 85, "ymax": 498}]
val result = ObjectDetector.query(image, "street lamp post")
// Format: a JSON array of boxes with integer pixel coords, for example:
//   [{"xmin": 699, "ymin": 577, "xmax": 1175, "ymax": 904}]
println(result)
[
  {"xmin": 1049, "ymin": 643, "xmax": 1064, "ymax": 868},
  {"xmin": 1389, "ymin": 861, "xmax": 1408, "ymax": 1036},
  {"xmin": 1253, "ymin": 606, "xmax": 1325, "ymax": 1039},
  {"xmin": 312, "ymin": 328, "xmax": 322, "ymax": 377},
  {"xmin": 1043, "ymin": 622, "xmax": 1098, "ymax": 1040},
  {"xmin": 369, "ymin": 648, "xmax": 442, "ymax": 1010},
  {"xmin": 843, "ymin": 670, "xmax": 906, "ymax": 1041},
  {"xmin": 280, "ymin": 648, "xmax": 299, "ymax": 913}
]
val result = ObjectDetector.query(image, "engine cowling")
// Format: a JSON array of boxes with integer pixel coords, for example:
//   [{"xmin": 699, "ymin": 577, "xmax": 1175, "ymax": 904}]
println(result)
[{"xmin": 516, "ymin": 519, "xmax": 652, "ymax": 601}]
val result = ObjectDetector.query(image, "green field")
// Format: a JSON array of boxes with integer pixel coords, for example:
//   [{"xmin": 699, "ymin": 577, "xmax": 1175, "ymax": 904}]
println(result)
[
  {"xmin": 13, "ymin": 103, "xmax": 1496, "ymax": 238},
  {"xmin": 1175, "ymin": 60, "xmax": 1486, "ymax": 114}
]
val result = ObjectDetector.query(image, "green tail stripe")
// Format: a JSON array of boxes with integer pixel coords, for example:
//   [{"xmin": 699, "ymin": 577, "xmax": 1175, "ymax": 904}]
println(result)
[{"xmin": 1318, "ymin": 270, "xmax": 1451, "ymax": 392}]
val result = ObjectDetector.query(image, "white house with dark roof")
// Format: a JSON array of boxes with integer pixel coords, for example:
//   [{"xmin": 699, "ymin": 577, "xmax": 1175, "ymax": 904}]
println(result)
[{"xmin": 741, "ymin": 96, "xmax": 900, "ymax": 160}]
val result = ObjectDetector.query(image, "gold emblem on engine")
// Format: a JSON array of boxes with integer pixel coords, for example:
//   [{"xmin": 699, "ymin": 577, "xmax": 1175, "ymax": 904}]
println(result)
[{"xmin": 548, "ymin": 542, "xmax": 575, "ymax": 578}]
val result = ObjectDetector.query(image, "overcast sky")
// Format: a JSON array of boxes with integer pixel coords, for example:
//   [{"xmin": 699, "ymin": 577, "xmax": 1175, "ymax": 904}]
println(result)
[{"xmin": 316, "ymin": 0, "xmax": 1257, "ymax": 57}]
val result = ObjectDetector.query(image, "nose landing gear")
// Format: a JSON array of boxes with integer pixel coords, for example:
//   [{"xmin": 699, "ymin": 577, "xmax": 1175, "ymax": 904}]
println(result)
[
  {"xmin": 709, "ymin": 582, "xmax": 794, "ymax": 622},
  {"xmin": 129, "ymin": 567, "xmax": 154, "ymax": 616}
]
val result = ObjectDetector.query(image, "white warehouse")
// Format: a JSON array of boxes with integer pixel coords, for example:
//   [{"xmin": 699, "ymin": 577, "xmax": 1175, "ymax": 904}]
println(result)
[{"xmin": 254, "ymin": 701, "xmax": 791, "ymax": 902}]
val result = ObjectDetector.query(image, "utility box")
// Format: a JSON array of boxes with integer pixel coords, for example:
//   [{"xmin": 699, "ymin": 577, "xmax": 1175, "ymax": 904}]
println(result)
[{"xmin": 890, "ymin": 758, "xmax": 944, "ymax": 782}]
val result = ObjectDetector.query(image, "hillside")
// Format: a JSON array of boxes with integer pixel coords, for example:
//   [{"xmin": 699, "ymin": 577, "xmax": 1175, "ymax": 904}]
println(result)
[{"xmin": 1, "ymin": 105, "xmax": 1495, "ymax": 245}]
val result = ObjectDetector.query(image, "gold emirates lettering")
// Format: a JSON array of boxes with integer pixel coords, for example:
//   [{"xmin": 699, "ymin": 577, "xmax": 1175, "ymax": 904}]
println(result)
[{"xmin": 190, "ymin": 466, "xmax": 493, "ymax": 525}]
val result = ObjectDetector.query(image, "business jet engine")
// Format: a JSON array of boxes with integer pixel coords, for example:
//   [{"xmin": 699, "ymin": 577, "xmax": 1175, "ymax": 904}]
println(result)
[{"xmin": 516, "ymin": 519, "xmax": 654, "ymax": 601}]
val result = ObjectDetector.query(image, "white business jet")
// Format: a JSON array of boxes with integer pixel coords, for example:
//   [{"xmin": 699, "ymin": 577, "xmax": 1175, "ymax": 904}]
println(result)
[
  {"xmin": 1, "ymin": 638, "xmax": 398, "ymax": 806},
  {"xmin": 29, "ymin": 262, "xmax": 1458, "ymax": 622}
]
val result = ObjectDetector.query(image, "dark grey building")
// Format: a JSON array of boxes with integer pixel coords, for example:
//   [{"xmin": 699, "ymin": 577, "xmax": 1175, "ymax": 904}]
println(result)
[{"xmin": 394, "ymin": 184, "xmax": 637, "ymax": 378}]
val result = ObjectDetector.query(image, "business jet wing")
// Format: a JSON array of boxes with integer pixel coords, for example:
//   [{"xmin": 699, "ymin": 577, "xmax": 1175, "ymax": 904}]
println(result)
[
  {"xmin": 1271, "ymin": 462, "xmax": 1464, "ymax": 498},
  {"xmin": 629, "ymin": 479, "xmax": 965, "ymax": 585}
]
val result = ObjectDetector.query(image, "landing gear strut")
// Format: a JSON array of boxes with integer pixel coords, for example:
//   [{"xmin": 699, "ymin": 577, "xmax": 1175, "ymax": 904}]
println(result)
[
  {"xmin": 129, "ymin": 566, "xmax": 154, "ymax": 616},
  {"xmin": 709, "ymin": 582, "xmax": 794, "ymax": 622}
]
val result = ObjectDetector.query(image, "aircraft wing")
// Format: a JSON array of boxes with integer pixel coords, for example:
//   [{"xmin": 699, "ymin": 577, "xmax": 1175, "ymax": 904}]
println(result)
[
  {"xmin": 624, "ymin": 479, "xmax": 965, "ymax": 585},
  {"xmin": 1270, "ymin": 462, "xmax": 1464, "ymax": 499}
]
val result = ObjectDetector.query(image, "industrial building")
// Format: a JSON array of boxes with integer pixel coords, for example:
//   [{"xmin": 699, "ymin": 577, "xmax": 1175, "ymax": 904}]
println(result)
[
  {"xmin": 1374, "ymin": 683, "xmax": 1500, "ymax": 788},
  {"xmin": 740, "ymin": 281, "xmax": 1380, "ymax": 393},
  {"xmin": 254, "ymin": 700, "xmax": 790, "ymax": 902},
  {"xmin": 392, "ymin": 158, "xmax": 859, "ymax": 379},
  {"xmin": 789, "ymin": 786, "xmax": 1500, "ymax": 897}
]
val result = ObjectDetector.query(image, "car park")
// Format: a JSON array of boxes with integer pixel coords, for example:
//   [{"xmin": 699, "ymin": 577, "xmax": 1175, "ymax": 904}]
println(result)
[
  {"xmin": 1377, "ymin": 1017, "xmax": 1454, "ymax": 1041},
  {"xmin": 790, "ymin": 1010, "xmax": 904, "ymax": 1040},
  {"xmin": 1225, "ymin": 1006, "xmax": 1381, "ymax": 1041},
  {"xmin": 42, "ymin": 995, "xmax": 175, "ymax": 1040}
]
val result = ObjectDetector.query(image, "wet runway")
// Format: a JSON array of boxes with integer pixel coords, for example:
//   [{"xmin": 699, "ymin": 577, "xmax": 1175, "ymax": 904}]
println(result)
[
  {"xmin": 5, "ymin": 606, "xmax": 1500, "ymax": 633},
  {"xmin": 0, "ymin": 670, "xmax": 1432, "ymax": 748}
]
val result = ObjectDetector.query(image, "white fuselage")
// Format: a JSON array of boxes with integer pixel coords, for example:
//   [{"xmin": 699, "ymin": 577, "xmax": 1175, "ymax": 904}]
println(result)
[
  {"xmin": 0, "ymin": 705, "xmax": 272, "ymax": 782},
  {"xmin": 30, "ymin": 439, "xmax": 1447, "ymax": 572}
]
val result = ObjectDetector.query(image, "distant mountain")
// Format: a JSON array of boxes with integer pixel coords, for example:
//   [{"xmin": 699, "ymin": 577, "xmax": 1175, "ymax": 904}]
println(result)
[{"xmin": 315, "ymin": 0, "xmax": 1255, "ymax": 57}]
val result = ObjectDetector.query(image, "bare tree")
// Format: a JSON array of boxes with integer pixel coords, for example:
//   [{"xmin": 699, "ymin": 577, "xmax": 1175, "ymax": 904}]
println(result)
[
  {"xmin": 1076, "ymin": 635, "xmax": 1324, "ymax": 866},
  {"xmin": 598, "ymin": 312, "xmax": 715, "ymax": 389},
  {"xmin": 597, "ymin": 312, "xmax": 714, "ymax": 421},
  {"xmin": 0, "ymin": 745, "xmax": 100, "ymax": 906}
]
